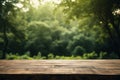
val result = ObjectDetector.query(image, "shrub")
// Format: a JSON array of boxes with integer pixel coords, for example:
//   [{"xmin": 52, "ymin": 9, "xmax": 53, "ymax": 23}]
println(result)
[
  {"xmin": 75, "ymin": 56, "xmax": 82, "ymax": 59},
  {"xmin": 72, "ymin": 46, "xmax": 86, "ymax": 56},
  {"xmin": 55, "ymin": 55, "xmax": 60, "ymax": 59},
  {"xmin": 99, "ymin": 52, "xmax": 108, "ymax": 59},
  {"xmin": 6, "ymin": 53, "xmax": 19, "ymax": 60},
  {"xmin": 48, "ymin": 53, "xmax": 54, "ymax": 59},
  {"xmin": 41, "ymin": 56, "xmax": 46, "ymax": 59},
  {"xmin": 20, "ymin": 54, "xmax": 33, "ymax": 60},
  {"xmin": 6, "ymin": 52, "xmax": 33, "ymax": 60},
  {"xmin": 33, "ymin": 52, "xmax": 42, "ymax": 59},
  {"xmin": 82, "ymin": 51, "xmax": 98, "ymax": 59},
  {"xmin": 109, "ymin": 53, "xmax": 119, "ymax": 59},
  {"xmin": 25, "ymin": 51, "xmax": 31, "ymax": 56}
]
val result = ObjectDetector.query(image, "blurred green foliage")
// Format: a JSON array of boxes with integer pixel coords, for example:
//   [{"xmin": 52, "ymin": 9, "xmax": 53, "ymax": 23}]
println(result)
[
  {"xmin": 5, "ymin": 51, "xmax": 119, "ymax": 60},
  {"xmin": 0, "ymin": 0, "xmax": 120, "ymax": 59}
]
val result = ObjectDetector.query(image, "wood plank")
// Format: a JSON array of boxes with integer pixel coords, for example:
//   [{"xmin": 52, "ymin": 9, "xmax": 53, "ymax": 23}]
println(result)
[{"xmin": 0, "ymin": 60, "xmax": 120, "ymax": 75}]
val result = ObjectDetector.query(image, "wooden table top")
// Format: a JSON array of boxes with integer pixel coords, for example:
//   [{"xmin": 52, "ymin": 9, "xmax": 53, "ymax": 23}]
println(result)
[{"xmin": 0, "ymin": 60, "xmax": 120, "ymax": 75}]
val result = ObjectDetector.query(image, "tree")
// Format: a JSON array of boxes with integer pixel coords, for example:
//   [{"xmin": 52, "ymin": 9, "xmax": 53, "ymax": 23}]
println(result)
[
  {"xmin": 26, "ymin": 21, "xmax": 52, "ymax": 56},
  {"xmin": 0, "ymin": 0, "xmax": 26, "ymax": 59},
  {"xmin": 91, "ymin": 0, "xmax": 120, "ymax": 57},
  {"xmin": 60, "ymin": 0, "xmax": 120, "ymax": 58}
]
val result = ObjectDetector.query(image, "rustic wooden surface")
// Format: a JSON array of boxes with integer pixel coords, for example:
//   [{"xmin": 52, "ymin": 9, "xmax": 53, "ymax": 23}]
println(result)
[{"xmin": 0, "ymin": 60, "xmax": 120, "ymax": 75}]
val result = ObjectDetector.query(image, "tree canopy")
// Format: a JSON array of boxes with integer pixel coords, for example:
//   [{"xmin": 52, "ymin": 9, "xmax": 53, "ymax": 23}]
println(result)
[
  {"xmin": 0, "ymin": 0, "xmax": 120, "ymax": 59},
  {"xmin": 60, "ymin": 0, "xmax": 120, "ymax": 57}
]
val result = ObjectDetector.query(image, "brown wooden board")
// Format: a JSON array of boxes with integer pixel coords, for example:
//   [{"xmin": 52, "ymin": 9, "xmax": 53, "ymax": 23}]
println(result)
[{"xmin": 0, "ymin": 60, "xmax": 120, "ymax": 75}]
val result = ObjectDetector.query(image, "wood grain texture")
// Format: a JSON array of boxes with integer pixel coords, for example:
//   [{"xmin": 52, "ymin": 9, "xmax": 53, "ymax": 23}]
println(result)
[{"xmin": 0, "ymin": 60, "xmax": 120, "ymax": 75}]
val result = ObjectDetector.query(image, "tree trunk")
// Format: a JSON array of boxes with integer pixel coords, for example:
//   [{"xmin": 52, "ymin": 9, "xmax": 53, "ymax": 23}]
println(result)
[
  {"xmin": 113, "ymin": 26, "xmax": 120, "ymax": 58},
  {"xmin": 104, "ymin": 23, "xmax": 120, "ymax": 58},
  {"xmin": 110, "ymin": 16, "xmax": 120, "ymax": 58},
  {"xmin": 2, "ymin": 23, "xmax": 8, "ymax": 59}
]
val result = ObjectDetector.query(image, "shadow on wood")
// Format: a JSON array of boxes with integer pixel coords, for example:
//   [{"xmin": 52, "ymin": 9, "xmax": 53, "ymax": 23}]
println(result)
[{"xmin": 0, "ymin": 74, "xmax": 120, "ymax": 80}]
